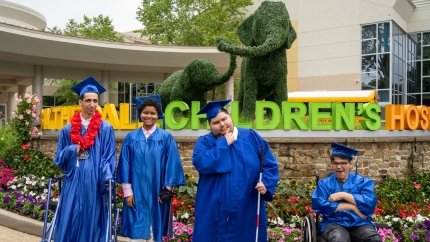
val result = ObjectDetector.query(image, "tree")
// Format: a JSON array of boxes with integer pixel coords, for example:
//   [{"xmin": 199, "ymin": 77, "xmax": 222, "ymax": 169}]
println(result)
[
  {"xmin": 45, "ymin": 15, "xmax": 123, "ymax": 105},
  {"xmin": 47, "ymin": 15, "xmax": 124, "ymax": 42},
  {"xmin": 136, "ymin": 0, "xmax": 252, "ymax": 46}
]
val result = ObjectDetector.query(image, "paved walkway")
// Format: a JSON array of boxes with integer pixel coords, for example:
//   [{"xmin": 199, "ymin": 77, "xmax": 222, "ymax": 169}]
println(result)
[{"xmin": 0, "ymin": 225, "xmax": 40, "ymax": 242}]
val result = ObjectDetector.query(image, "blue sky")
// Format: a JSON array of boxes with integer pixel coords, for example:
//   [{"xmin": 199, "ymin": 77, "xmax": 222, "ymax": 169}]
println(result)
[{"xmin": 6, "ymin": 0, "xmax": 142, "ymax": 32}]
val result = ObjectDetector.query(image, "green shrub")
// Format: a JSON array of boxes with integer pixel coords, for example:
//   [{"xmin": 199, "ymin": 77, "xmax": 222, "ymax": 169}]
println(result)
[
  {"xmin": 3, "ymin": 144, "xmax": 61, "ymax": 178},
  {"xmin": 377, "ymin": 172, "xmax": 430, "ymax": 204},
  {"xmin": 0, "ymin": 125, "xmax": 19, "ymax": 159}
]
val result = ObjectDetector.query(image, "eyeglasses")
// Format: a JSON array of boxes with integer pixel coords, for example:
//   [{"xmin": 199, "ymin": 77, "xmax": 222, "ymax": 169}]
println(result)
[{"xmin": 331, "ymin": 161, "xmax": 350, "ymax": 167}]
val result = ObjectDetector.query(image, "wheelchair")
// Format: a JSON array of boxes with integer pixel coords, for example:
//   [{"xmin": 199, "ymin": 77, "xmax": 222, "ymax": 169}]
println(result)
[
  {"xmin": 300, "ymin": 171, "xmax": 388, "ymax": 242},
  {"xmin": 41, "ymin": 178, "xmax": 119, "ymax": 242}
]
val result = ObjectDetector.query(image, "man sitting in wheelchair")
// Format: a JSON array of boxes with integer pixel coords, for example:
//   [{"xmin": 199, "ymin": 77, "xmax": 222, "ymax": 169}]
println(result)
[{"xmin": 311, "ymin": 143, "xmax": 382, "ymax": 242}]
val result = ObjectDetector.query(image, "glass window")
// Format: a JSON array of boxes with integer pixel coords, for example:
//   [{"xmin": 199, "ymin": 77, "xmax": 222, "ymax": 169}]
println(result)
[
  {"xmin": 423, "ymin": 46, "xmax": 430, "ymax": 59},
  {"xmin": 423, "ymin": 93, "xmax": 430, "ymax": 105},
  {"xmin": 362, "ymin": 55, "xmax": 376, "ymax": 72},
  {"xmin": 378, "ymin": 54, "xmax": 390, "ymax": 88},
  {"xmin": 423, "ymin": 61, "xmax": 430, "ymax": 76},
  {"xmin": 361, "ymin": 73, "xmax": 376, "ymax": 89},
  {"xmin": 423, "ymin": 32, "xmax": 430, "ymax": 45},
  {"xmin": 423, "ymin": 77, "xmax": 430, "ymax": 92},
  {"xmin": 42, "ymin": 96, "xmax": 55, "ymax": 108},
  {"xmin": 407, "ymin": 63, "xmax": 419, "ymax": 93},
  {"xmin": 378, "ymin": 90, "xmax": 390, "ymax": 102},
  {"xmin": 378, "ymin": 22, "xmax": 390, "ymax": 52},
  {"xmin": 362, "ymin": 40, "xmax": 376, "ymax": 54},
  {"xmin": 362, "ymin": 25, "xmax": 376, "ymax": 39},
  {"xmin": 393, "ymin": 92, "xmax": 402, "ymax": 104},
  {"xmin": 417, "ymin": 33, "xmax": 422, "ymax": 60},
  {"xmin": 407, "ymin": 94, "xmax": 420, "ymax": 105}
]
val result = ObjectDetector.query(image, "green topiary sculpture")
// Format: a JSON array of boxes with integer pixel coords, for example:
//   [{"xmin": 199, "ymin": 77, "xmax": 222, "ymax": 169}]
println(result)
[
  {"xmin": 156, "ymin": 54, "xmax": 236, "ymax": 109},
  {"xmin": 217, "ymin": 1, "xmax": 296, "ymax": 120}
]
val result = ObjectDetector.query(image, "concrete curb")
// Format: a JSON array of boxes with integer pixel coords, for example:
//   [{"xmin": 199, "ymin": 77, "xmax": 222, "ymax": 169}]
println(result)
[{"xmin": 0, "ymin": 208, "xmax": 129, "ymax": 241}]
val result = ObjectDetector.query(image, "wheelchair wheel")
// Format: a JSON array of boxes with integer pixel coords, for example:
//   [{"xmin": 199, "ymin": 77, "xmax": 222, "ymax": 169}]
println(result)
[{"xmin": 301, "ymin": 213, "xmax": 317, "ymax": 242}]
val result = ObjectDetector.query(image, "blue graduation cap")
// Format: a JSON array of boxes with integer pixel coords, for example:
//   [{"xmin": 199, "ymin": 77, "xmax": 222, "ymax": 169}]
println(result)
[
  {"xmin": 135, "ymin": 95, "xmax": 164, "ymax": 119},
  {"xmin": 197, "ymin": 99, "xmax": 231, "ymax": 121},
  {"xmin": 331, "ymin": 142, "xmax": 359, "ymax": 160},
  {"xmin": 71, "ymin": 76, "xmax": 106, "ymax": 97}
]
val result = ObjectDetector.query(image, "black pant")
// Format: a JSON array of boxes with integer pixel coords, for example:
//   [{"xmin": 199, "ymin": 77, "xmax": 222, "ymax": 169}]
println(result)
[{"xmin": 319, "ymin": 223, "xmax": 382, "ymax": 242}]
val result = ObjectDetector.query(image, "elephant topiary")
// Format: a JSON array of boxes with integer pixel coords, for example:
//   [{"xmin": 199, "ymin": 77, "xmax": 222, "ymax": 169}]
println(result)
[
  {"xmin": 156, "ymin": 54, "xmax": 236, "ymax": 109},
  {"xmin": 217, "ymin": 1, "xmax": 296, "ymax": 120}
]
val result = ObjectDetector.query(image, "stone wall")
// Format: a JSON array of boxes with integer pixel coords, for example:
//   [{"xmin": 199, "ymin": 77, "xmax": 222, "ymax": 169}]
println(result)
[{"xmin": 33, "ymin": 136, "xmax": 430, "ymax": 184}]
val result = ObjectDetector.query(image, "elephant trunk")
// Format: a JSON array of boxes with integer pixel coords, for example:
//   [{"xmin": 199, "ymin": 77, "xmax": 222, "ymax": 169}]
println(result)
[
  {"xmin": 218, "ymin": 31, "xmax": 287, "ymax": 58},
  {"xmin": 213, "ymin": 54, "xmax": 237, "ymax": 86}
]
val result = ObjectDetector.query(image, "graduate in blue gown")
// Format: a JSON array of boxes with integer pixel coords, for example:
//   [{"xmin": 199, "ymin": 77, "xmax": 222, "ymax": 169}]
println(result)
[
  {"xmin": 54, "ymin": 77, "xmax": 116, "ymax": 242},
  {"xmin": 192, "ymin": 100, "xmax": 279, "ymax": 242},
  {"xmin": 116, "ymin": 96, "xmax": 185, "ymax": 242},
  {"xmin": 312, "ymin": 143, "xmax": 382, "ymax": 242}
]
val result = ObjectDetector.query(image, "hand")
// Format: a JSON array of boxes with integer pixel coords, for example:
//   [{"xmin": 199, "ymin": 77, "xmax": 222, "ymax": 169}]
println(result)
[
  {"xmin": 76, "ymin": 145, "xmax": 80, "ymax": 153},
  {"xmin": 158, "ymin": 187, "xmax": 173, "ymax": 204},
  {"xmin": 328, "ymin": 192, "xmax": 344, "ymax": 202},
  {"xmin": 224, "ymin": 128, "xmax": 234, "ymax": 145},
  {"xmin": 353, "ymin": 207, "xmax": 367, "ymax": 219},
  {"xmin": 255, "ymin": 182, "xmax": 267, "ymax": 195},
  {"xmin": 125, "ymin": 195, "xmax": 134, "ymax": 208}
]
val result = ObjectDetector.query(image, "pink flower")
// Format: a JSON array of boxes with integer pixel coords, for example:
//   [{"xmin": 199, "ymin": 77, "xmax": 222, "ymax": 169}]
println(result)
[
  {"xmin": 413, "ymin": 181, "xmax": 421, "ymax": 190},
  {"xmin": 18, "ymin": 115, "xmax": 24, "ymax": 120}
]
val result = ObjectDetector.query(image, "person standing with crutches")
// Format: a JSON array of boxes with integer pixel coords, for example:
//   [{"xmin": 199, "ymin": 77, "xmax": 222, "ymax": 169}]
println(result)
[{"xmin": 192, "ymin": 100, "xmax": 279, "ymax": 242}]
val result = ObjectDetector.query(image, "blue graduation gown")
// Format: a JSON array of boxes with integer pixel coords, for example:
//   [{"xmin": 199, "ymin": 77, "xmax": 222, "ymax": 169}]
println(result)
[
  {"xmin": 116, "ymin": 127, "xmax": 185, "ymax": 241},
  {"xmin": 312, "ymin": 172, "xmax": 378, "ymax": 233},
  {"xmin": 54, "ymin": 121, "xmax": 116, "ymax": 242},
  {"xmin": 192, "ymin": 128, "xmax": 279, "ymax": 242}
]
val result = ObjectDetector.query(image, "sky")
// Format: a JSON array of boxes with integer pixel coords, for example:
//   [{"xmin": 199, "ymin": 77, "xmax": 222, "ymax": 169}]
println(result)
[{"xmin": 6, "ymin": 0, "xmax": 143, "ymax": 32}]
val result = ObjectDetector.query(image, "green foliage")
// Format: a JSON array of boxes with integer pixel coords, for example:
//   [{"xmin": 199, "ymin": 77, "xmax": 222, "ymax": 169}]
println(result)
[
  {"xmin": 177, "ymin": 174, "xmax": 197, "ymax": 198},
  {"xmin": 11, "ymin": 94, "xmax": 41, "ymax": 144},
  {"xmin": 0, "ymin": 125, "xmax": 19, "ymax": 159},
  {"xmin": 217, "ymin": 1, "xmax": 297, "ymax": 120},
  {"xmin": 48, "ymin": 15, "xmax": 124, "ymax": 42},
  {"xmin": 3, "ymin": 144, "xmax": 61, "ymax": 178},
  {"xmin": 136, "ymin": 0, "xmax": 252, "ymax": 46},
  {"xmin": 46, "ymin": 79, "xmax": 79, "ymax": 106},
  {"xmin": 377, "ymin": 172, "xmax": 430, "ymax": 204}
]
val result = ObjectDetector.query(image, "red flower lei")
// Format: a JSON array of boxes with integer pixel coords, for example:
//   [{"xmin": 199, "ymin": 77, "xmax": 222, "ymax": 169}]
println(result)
[{"xmin": 70, "ymin": 110, "xmax": 102, "ymax": 152}]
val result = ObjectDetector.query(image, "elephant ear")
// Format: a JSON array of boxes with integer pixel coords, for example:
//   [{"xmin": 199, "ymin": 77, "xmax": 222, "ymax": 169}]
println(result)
[{"xmin": 237, "ymin": 14, "xmax": 255, "ymax": 46}]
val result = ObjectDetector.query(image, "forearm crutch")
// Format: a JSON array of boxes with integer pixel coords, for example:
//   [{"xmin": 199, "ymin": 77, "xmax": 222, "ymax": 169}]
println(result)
[
  {"xmin": 41, "ymin": 177, "xmax": 62, "ymax": 242},
  {"xmin": 167, "ymin": 186, "xmax": 174, "ymax": 242},
  {"xmin": 105, "ymin": 179, "xmax": 114, "ymax": 242}
]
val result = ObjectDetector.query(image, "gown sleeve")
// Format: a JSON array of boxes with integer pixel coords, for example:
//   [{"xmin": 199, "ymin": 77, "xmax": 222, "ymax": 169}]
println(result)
[
  {"xmin": 250, "ymin": 130, "xmax": 279, "ymax": 201},
  {"xmin": 352, "ymin": 178, "xmax": 378, "ymax": 216},
  {"xmin": 162, "ymin": 133, "xmax": 185, "ymax": 186},
  {"xmin": 312, "ymin": 178, "xmax": 340, "ymax": 217},
  {"xmin": 55, "ymin": 126, "xmax": 79, "ymax": 177},
  {"xmin": 192, "ymin": 135, "xmax": 233, "ymax": 175},
  {"xmin": 99, "ymin": 123, "xmax": 116, "ymax": 182},
  {"xmin": 116, "ymin": 133, "xmax": 132, "ymax": 184}
]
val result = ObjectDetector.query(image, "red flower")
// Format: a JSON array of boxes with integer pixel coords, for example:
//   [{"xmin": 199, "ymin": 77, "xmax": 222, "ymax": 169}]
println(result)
[
  {"xmin": 24, "ymin": 154, "xmax": 30, "ymax": 161},
  {"xmin": 21, "ymin": 143, "xmax": 30, "ymax": 150},
  {"xmin": 374, "ymin": 206, "xmax": 384, "ymax": 216},
  {"xmin": 305, "ymin": 205, "xmax": 314, "ymax": 213},
  {"xmin": 290, "ymin": 196, "xmax": 300, "ymax": 203}
]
